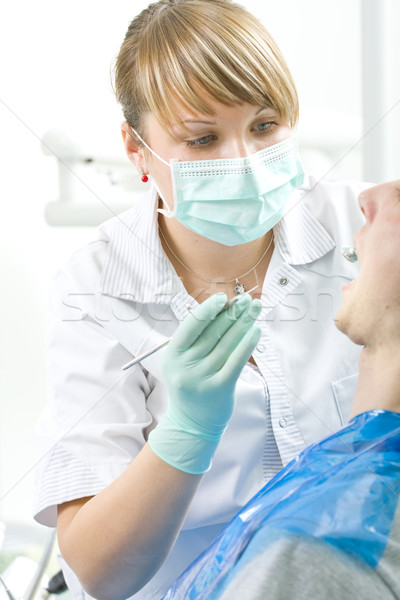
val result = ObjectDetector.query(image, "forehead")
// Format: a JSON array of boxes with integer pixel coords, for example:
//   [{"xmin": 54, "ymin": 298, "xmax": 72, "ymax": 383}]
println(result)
[{"xmin": 170, "ymin": 97, "xmax": 276, "ymax": 128}]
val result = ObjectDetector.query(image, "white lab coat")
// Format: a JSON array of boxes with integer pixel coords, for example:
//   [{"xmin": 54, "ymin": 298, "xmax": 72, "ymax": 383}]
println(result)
[{"xmin": 34, "ymin": 175, "xmax": 369, "ymax": 599}]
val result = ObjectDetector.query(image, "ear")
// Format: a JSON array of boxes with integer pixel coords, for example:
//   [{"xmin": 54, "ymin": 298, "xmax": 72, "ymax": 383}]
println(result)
[{"xmin": 121, "ymin": 122, "xmax": 148, "ymax": 174}]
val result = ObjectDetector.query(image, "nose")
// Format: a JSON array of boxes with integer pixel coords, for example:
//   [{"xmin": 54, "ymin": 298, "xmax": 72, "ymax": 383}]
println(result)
[
  {"xmin": 358, "ymin": 187, "xmax": 378, "ymax": 222},
  {"xmin": 222, "ymin": 137, "xmax": 252, "ymax": 159}
]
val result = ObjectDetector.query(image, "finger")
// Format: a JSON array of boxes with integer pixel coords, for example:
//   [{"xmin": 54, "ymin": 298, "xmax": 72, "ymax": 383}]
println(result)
[
  {"xmin": 168, "ymin": 293, "xmax": 228, "ymax": 351},
  {"xmin": 188, "ymin": 294, "xmax": 252, "ymax": 358},
  {"xmin": 219, "ymin": 324, "xmax": 262, "ymax": 381},
  {"xmin": 203, "ymin": 299, "xmax": 262, "ymax": 373}
]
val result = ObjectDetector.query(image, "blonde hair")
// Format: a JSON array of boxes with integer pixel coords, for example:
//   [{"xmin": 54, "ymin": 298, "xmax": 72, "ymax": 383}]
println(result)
[{"xmin": 114, "ymin": 0, "xmax": 299, "ymax": 136}]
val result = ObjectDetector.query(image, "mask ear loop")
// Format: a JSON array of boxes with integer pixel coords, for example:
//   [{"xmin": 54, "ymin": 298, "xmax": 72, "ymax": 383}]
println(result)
[
  {"xmin": 130, "ymin": 127, "xmax": 174, "ymax": 214},
  {"xmin": 130, "ymin": 127, "xmax": 171, "ymax": 167}
]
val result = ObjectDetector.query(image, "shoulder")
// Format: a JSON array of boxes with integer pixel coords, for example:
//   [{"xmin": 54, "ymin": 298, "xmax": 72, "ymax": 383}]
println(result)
[
  {"xmin": 300, "ymin": 174, "xmax": 372, "ymax": 207},
  {"xmin": 299, "ymin": 174, "xmax": 373, "ymax": 237},
  {"xmin": 221, "ymin": 530, "xmax": 390, "ymax": 600},
  {"xmin": 50, "ymin": 197, "xmax": 147, "ymax": 296}
]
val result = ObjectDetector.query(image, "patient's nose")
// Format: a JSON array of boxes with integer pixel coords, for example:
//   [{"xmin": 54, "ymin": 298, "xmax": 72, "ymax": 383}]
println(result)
[{"xmin": 358, "ymin": 188, "xmax": 378, "ymax": 222}]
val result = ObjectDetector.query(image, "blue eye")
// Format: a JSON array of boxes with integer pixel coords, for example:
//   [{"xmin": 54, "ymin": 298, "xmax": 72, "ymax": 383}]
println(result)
[
  {"xmin": 186, "ymin": 135, "xmax": 214, "ymax": 148},
  {"xmin": 256, "ymin": 121, "xmax": 275, "ymax": 132}
]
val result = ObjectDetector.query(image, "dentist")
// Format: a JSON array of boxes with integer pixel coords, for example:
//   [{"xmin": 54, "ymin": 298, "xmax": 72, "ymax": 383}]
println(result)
[{"xmin": 34, "ymin": 1, "xmax": 369, "ymax": 599}]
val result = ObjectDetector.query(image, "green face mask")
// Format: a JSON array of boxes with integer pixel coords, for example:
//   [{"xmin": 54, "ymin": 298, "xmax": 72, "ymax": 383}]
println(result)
[{"xmin": 134, "ymin": 131, "xmax": 304, "ymax": 246}]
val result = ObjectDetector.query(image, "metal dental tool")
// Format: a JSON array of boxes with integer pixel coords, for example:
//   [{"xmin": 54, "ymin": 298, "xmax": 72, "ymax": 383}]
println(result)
[
  {"xmin": 121, "ymin": 288, "xmax": 258, "ymax": 371},
  {"xmin": 341, "ymin": 246, "xmax": 358, "ymax": 263}
]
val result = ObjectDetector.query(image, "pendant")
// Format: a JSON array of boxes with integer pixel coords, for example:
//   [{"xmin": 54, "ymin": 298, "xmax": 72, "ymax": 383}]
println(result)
[{"xmin": 234, "ymin": 278, "xmax": 247, "ymax": 295}]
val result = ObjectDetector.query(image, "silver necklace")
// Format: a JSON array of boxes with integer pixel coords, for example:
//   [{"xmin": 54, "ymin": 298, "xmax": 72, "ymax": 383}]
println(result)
[{"xmin": 158, "ymin": 227, "xmax": 274, "ymax": 295}]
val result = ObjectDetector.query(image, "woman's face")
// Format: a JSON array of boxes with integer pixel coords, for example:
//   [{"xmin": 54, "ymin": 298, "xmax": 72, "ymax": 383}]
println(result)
[{"xmin": 136, "ymin": 95, "xmax": 292, "ymax": 211}]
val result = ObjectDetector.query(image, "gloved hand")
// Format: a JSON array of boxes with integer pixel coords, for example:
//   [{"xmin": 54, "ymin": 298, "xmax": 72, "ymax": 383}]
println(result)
[{"xmin": 149, "ymin": 292, "xmax": 262, "ymax": 474}]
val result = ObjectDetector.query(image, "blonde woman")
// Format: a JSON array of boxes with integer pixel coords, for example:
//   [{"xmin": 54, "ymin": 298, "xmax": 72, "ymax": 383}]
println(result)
[{"xmin": 34, "ymin": 1, "xmax": 368, "ymax": 599}]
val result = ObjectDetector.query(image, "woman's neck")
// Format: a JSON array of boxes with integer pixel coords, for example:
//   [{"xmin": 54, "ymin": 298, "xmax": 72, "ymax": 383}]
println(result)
[{"xmin": 158, "ymin": 212, "xmax": 274, "ymax": 301}]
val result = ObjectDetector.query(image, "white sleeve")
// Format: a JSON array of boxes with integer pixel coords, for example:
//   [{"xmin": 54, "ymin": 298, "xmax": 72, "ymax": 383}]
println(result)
[{"xmin": 33, "ymin": 240, "xmax": 154, "ymax": 526}]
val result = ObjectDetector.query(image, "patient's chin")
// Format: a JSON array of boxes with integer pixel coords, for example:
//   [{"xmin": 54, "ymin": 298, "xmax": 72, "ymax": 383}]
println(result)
[
  {"xmin": 346, "ymin": 331, "xmax": 365, "ymax": 346},
  {"xmin": 334, "ymin": 311, "xmax": 364, "ymax": 346},
  {"xmin": 342, "ymin": 326, "xmax": 365, "ymax": 346},
  {"xmin": 334, "ymin": 309, "xmax": 349, "ymax": 335}
]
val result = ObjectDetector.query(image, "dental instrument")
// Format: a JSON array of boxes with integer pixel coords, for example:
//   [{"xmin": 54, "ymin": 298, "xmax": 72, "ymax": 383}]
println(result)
[
  {"xmin": 341, "ymin": 246, "xmax": 358, "ymax": 263},
  {"xmin": 121, "ymin": 290, "xmax": 257, "ymax": 371}
]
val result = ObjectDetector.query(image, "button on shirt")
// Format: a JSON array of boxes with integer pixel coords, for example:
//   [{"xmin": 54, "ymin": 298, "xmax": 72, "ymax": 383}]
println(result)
[{"xmin": 34, "ymin": 175, "xmax": 368, "ymax": 599}]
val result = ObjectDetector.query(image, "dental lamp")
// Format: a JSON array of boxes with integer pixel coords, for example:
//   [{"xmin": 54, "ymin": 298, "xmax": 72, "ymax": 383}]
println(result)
[{"xmin": 41, "ymin": 128, "xmax": 149, "ymax": 226}]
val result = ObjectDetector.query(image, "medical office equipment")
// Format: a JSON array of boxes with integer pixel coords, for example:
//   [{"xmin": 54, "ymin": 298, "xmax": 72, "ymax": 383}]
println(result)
[
  {"xmin": 0, "ymin": 529, "xmax": 59, "ymax": 600},
  {"xmin": 41, "ymin": 129, "xmax": 148, "ymax": 227}
]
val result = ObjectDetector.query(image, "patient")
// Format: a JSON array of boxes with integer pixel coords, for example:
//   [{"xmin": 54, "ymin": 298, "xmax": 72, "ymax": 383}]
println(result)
[{"xmin": 162, "ymin": 180, "xmax": 400, "ymax": 600}]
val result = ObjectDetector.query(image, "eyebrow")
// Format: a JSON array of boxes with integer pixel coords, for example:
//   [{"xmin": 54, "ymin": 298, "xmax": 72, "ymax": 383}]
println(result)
[
  {"xmin": 179, "ymin": 106, "xmax": 275, "ymax": 126},
  {"xmin": 180, "ymin": 118, "xmax": 216, "ymax": 125}
]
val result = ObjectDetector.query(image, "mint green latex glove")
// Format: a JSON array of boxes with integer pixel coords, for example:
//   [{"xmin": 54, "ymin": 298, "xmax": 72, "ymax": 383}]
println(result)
[{"xmin": 148, "ymin": 293, "xmax": 262, "ymax": 474}]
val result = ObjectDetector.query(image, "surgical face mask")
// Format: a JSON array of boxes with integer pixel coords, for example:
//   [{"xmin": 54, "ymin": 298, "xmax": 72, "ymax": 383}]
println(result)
[{"xmin": 134, "ymin": 130, "xmax": 304, "ymax": 246}]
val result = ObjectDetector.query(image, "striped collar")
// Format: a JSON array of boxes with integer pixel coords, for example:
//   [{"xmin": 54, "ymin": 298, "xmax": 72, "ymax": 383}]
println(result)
[
  {"xmin": 98, "ymin": 178, "xmax": 335, "ymax": 303},
  {"xmin": 274, "ymin": 180, "xmax": 336, "ymax": 265}
]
